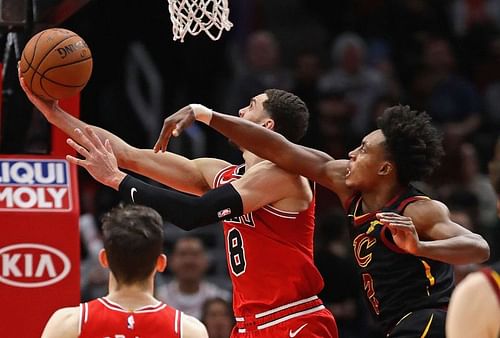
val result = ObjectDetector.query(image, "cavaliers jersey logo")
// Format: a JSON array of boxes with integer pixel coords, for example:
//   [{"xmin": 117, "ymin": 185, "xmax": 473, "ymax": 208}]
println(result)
[{"xmin": 353, "ymin": 234, "xmax": 376, "ymax": 268}]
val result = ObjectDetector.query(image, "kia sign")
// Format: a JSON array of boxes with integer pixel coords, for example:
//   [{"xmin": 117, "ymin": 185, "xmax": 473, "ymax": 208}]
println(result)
[
  {"xmin": 0, "ymin": 159, "xmax": 72, "ymax": 211},
  {"xmin": 0, "ymin": 243, "xmax": 71, "ymax": 288}
]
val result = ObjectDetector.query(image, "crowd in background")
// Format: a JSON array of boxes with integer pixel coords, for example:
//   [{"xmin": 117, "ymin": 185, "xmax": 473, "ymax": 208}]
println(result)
[{"xmin": 3, "ymin": 1, "xmax": 499, "ymax": 337}]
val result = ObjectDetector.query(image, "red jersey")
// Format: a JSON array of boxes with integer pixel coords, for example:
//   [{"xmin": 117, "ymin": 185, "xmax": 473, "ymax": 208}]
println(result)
[
  {"xmin": 79, "ymin": 297, "xmax": 182, "ymax": 338},
  {"xmin": 213, "ymin": 164, "xmax": 324, "ymax": 318}
]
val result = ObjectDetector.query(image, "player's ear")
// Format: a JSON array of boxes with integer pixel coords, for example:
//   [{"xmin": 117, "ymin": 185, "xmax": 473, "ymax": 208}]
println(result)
[
  {"xmin": 378, "ymin": 161, "xmax": 393, "ymax": 176},
  {"xmin": 156, "ymin": 254, "xmax": 167, "ymax": 272},
  {"xmin": 262, "ymin": 118, "xmax": 275, "ymax": 131},
  {"xmin": 98, "ymin": 249, "xmax": 109, "ymax": 268}
]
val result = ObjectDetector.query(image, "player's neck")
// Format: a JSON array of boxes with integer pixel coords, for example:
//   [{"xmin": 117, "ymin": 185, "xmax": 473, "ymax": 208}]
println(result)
[
  {"xmin": 361, "ymin": 181, "xmax": 403, "ymax": 213},
  {"xmin": 105, "ymin": 274, "xmax": 158, "ymax": 309},
  {"xmin": 242, "ymin": 150, "xmax": 264, "ymax": 169}
]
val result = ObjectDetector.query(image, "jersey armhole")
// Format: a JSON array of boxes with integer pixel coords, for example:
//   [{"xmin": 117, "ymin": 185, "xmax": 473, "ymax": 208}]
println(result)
[
  {"xmin": 212, "ymin": 164, "xmax": 237, "ymax": 188},
  {"xmin": 481, "ymin": 268, "xmax": 500, "ymax": 305}
]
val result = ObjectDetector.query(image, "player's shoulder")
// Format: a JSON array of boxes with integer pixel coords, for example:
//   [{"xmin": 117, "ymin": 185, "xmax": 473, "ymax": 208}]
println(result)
[
  {"xmin": 41, "ymin": 306, "xmax": 80, "ymax": 338},
  {"xmin": 252, "ymin": 160, "xmax": 298, "ymax": 178},
  {"xmin": 181, "ymin": 313, "xmax": 209, "ymax": 338},
  {"xmin": 403, "ymin": 198, "xmax": 448, "ymax": 219}
]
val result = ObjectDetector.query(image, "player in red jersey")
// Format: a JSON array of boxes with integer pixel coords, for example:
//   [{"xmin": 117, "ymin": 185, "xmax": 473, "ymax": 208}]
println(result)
[
  {"xmin": 154, "ymin": 103, "xmax": 491, "ymax": 337},
  {"xmin": 19, "ymin": 68, "xmax": 338, "ymax": 338},
  {"xmin": 41, "ymin": 204, "xmax": 208, "ymax": 338}
]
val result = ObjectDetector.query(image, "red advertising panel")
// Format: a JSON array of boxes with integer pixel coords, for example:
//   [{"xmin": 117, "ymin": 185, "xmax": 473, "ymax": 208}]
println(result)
[{"xmin": 0, "ymin": 155, "xmax": 80, "ymax": 337}]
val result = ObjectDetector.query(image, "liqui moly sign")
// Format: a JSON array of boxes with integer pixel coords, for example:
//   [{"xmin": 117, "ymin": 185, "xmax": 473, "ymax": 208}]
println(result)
[{"xmin": 0, "ymin": 159, "xmax": 72, "ymax": 211}]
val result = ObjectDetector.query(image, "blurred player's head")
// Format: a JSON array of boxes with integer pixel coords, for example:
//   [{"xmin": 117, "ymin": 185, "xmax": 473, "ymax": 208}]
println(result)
[
  {"xmin": 170, "ymin": 236, "xmax": 209, "ymax": 285},
  {"xmin": 346, "ymin": 105, "xmax": 444, "ymax": 190},
  {"xmin": 100, "ymin": 204, "xmax": 165, "ymax": 285},
  {"xmin": 238, "ymin": 89, "xmax": 309, "ymax": 143}
]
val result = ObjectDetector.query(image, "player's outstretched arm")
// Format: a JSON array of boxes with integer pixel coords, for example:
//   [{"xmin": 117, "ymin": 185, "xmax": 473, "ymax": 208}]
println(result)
[
  {"xmin": 65, "ymin": 127, "xmax": 244, "ymax": 229},
  {"xmin": 154, "ymin": 105, "xmax": 352, "ymax": 202},
  {"xmin": 377, "ymin": 200, "xmax": 490, "ymax": 264},
  {"xmin": 182, "ymin": 314, "xmax": 209, "ymax": 338},
  {"xmin": 41, "ymin": 307, "xmax": 79, "ymax": 338},
  {"xmin": 18, "ymin": 67, "xmax": 222, "ymax": 195}
]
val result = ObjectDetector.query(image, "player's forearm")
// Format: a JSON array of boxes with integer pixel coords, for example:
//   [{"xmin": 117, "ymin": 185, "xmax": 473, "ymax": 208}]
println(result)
[
  {"xmin": 416, "ymin": 233, "xmax": 490, "ymax": 264},
  {"xmin": 118, "ymin": 175, "xmax": 243, "ymax": 229},
  {"xmin": 210, "ymin": 111, "xmax": 292, "ymax": 162},
  {"xmin": 120, "ymin": 150, "xmax": 210, "ymax": 196},
  {"xmin": 49, "ymin": 106, "xmax": 133, "ymax": 165}
]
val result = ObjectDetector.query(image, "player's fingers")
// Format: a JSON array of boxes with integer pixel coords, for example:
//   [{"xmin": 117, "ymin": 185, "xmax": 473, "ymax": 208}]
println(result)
[
  {"xmin": 104, "ymin": 139, "xmax": 114, "ymax": 155},
  {"xmin": 66, "ymin": 154, "xmax": 86, "ymax": 168},
  {"xmin": 377, "ymin": 212, "xmax": 410, "ymax": 221},
  {"xmin": 84, "ymin": 126, "xmax": 106, "ymax": 152},
  {"xmin": 66, "ymin": 138, "xmax": 90, "ymax": 158},
  {"xmin": 386, "ymin": 222, "xmax": 414, "ymax": 232},
  {"xmin": 154, "ymin": 122, "xmax": 170, "ymax": 153},
  {"xmin": 73, "ymin": 128, "xmax": 96, "ymax": 152}
]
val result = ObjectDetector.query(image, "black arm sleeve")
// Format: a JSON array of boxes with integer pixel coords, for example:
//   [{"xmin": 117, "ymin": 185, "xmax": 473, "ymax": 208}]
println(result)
[{"xmin": 118, "ymin": 175, "xmax": 244, "ymax": 230}]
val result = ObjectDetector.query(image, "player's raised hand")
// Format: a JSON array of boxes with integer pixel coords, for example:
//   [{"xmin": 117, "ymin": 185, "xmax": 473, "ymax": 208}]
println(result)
[
  {"xmin": 376, "ymin": 212, "xmax": 421, "ymax": 255},
  {"xmin": 153, "ymin": 105, "xmax": 196, "ymax": 153},
  {"xmin": 17, "ymin": 61, "xmax": 59, "ymax": 120},
  {"xmin": 66, "ymin": 127, "xmax": 126, "ymax": 190}
]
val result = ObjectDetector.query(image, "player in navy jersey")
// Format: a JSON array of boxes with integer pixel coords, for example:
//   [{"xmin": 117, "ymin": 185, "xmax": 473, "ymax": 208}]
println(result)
[
  {"xmin": 155, "ymin": 104, "xmax": 491, "ymax": 337},
  {"xmin": 41, "ymin": 205, "xmax": 208, "ymax": 338}
]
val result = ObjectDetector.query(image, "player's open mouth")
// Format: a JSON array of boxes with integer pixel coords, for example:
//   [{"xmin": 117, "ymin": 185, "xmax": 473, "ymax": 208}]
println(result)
[{"xmin": 346, "ymin": 167, "xmax": 351, "ymax": 178}]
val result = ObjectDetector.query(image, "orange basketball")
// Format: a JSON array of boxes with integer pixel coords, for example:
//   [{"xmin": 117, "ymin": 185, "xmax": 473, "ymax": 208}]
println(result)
[{"xmin": 19, "ymin": 28, "xmax": 93, "ymax": 100}]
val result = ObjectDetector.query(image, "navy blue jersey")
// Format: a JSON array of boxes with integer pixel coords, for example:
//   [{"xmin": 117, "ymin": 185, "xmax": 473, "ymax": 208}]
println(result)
[{"xmin": 346, "ymin": 185, "xmax": 454, "ymax": 332}]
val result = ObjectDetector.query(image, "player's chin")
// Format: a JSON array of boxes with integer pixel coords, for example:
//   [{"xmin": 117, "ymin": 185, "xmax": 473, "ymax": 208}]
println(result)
[{"xmin": 344, "ymin": 176, "xmax": 356, "ymax": 189}]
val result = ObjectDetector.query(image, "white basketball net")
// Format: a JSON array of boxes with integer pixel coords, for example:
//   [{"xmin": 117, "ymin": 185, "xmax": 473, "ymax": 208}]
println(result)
[{"xmin": 168, "ymin": 0, "xmax": 233, "ymax": 42}]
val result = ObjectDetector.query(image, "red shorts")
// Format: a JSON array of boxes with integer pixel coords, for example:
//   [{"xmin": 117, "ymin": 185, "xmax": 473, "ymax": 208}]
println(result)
[{"xmin": 231, "ymin": 297, "xmax": 338, "ymax": 338}]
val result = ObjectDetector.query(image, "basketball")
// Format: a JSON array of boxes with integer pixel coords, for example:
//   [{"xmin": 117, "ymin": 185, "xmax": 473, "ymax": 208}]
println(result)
[{"xmin": 19, "ymin": 28, "xmax": 93, "ymax": 100}]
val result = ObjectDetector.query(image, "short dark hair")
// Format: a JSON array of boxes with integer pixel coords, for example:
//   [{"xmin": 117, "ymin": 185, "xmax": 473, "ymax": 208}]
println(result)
[
  {"xmin": 377, "ymin": 105, "xmax": 444, "ymax": 184},
  {"xmin": 101, "ymin": 204, "xmax": 164, "ymax": 284},
  {"xmin": 263, "ymin": 89, "xmax": 309, "ymax": 142}
]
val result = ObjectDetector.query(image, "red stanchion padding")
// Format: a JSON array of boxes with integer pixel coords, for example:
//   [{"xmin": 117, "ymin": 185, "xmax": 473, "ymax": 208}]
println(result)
[{"xmin": 0, "ymin": 155, "xmax": 80, "ymax": 336}]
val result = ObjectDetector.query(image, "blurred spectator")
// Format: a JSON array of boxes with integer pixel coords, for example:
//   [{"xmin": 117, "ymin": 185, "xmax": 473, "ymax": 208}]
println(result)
[
  {"xmin": 318, "ymin": 32, "xmax": 389, "ymax": 136},
  {"xmin": 80, "ymin": 212, "xmax": 108, "ymax": 301},
  {"xmin": 449, "ymin": 0, "xmax": 500, "ymax": 37},
  {"xmin": 201, "ymin": 297, "xmax": 234, "ymax": 338},
  {"xmin": 316, "ymin": 91, "xmax": 357, "ymax": 159},
  {"xmin": 225, "ymin": 30, "xmax": 294, "ymax": 115},
  {"xmin": 292, "ymin": 50, "xmax": 324, "ymax": 147},
  {"xmin": 437, "ymin": 143, "xmax": 497, "ymax": 229},
  {"xmin": 157, "ymin": 236, "xmax": 231, "ymax": 319},
  {"xmin": 420, "ymin": 38, "xmax": 482, "ymax": 143}
]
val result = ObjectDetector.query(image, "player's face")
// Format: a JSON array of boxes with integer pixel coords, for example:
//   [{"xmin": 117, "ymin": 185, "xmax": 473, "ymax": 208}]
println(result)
[
  {"xmin": 346, "ymin": 130, "xmax": 391, "ymax": 190},
  {"xmin": 238, "ymin": 94, "xmax": 271, "ymax": 124}
]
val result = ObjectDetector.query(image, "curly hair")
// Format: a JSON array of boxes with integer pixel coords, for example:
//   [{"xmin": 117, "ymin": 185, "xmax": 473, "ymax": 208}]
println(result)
[
  {"xmin": 263, "ymin": 89, "xmax": 309, "ymax": 142},
  {"xmin": 377, "ymin": 105, "xmax": 444, "ymax": 184}
]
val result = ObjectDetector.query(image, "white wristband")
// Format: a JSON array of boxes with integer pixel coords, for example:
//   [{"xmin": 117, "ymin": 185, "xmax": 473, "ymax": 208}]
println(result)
[{"xmin": 190, "ymin": 104, "xmax": 213, "ymax": 125}]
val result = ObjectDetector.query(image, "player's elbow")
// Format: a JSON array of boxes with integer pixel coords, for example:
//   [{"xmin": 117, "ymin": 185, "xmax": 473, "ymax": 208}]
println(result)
[{"xmin": 470, "ymin": 233, "xmax": 490, "ymax": 263}]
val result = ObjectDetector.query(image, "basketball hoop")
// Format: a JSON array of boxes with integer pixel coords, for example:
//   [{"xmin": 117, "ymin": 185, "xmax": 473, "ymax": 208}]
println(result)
[{"xmin": 167, "ymin": 0, "xmax": 233, "ymax": 42}]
